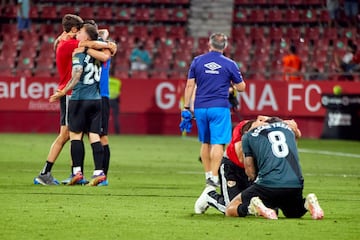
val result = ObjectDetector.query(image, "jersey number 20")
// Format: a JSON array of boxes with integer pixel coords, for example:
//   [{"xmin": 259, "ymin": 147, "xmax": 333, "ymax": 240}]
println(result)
[{"xmin": 83, "ymin": 62, "xmax": 101, "ymax": 85}]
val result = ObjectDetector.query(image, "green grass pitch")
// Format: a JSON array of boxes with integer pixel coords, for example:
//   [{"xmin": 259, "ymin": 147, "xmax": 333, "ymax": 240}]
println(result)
[{"xmin": 0, "ymin": 134, "xmax": 359, "ymax": 240}]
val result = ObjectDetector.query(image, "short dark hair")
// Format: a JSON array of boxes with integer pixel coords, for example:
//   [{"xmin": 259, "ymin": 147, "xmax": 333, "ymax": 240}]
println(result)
[
  {"xmin": 265, "ymin": 117, "xmax": 283, "ymax": 124},
  {"xmin": 241, "ymin": 119, "xmax": 255, "ymax": 135},
  {"xmin": 62, "ymin": 14, "xmax": 83, "ymax": 33}
]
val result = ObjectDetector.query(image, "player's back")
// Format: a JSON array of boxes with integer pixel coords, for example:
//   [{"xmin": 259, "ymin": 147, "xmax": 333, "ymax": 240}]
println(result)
[
  {"xmin": 190, "ymin": 51, "xmax": 241, "ymax": 108},
  {"xmin": 243, "ymin": 122, "xmax": 304, "ymax": 188},
  {"xmin": 71, "ymin": 53, "xmax": 101, "ymax": 100}
]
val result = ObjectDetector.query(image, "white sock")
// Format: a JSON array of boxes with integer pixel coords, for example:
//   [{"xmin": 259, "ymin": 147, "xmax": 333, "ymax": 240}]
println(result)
[
  {"xmin": 205, "ymin": 171, "xmax": 212, "ymax": 180},
  {"xmin": 72, "ymin": 167, "xmax": 81, "ymax": 175},
  {"xmin": 212, "ymin": 175, "xmax": 219, "ymax": 184},
  {"xmin": 93, "ymin": 170, "xmax": 104, "ymax": 176}
]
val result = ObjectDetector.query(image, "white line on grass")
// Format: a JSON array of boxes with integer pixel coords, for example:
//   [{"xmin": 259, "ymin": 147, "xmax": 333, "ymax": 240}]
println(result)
[{"xmin": 299, "ymin": 148, "xmax": 360, "ymax": 159}]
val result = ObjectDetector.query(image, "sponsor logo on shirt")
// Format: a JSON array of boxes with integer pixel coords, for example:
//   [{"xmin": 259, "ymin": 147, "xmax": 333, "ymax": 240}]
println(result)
[{"xmin": 204, "ymin": 62, "xmax": 221, "ymax": 74}]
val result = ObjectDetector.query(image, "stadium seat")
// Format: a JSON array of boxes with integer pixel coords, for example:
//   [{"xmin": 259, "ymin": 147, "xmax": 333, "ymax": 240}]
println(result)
[
  {"xmin": 2, "ymin": 4, "xmax": 17, "ymax": 18},
  {"xmin": 38, "ymin": 23, "xmax": 57, "ymax": 35},
  {"xmin": 112, "ymin": 25, "xmax": 129, "ymax": 39},
  {"xmin": 233, "ymin": 9, "xmax": 248, "ymax": 23},
  {"xmin": 150, "ymin": 70, "xmax": 168, "ymax": 80},
  {"xmin": 168, "ymin": 26, "xmax": 186, "ymax": 38},
  {"xmin": 115, "ymin": 8, "xmax": 131, "ymax": 21},
  {"xmin": 267, "ymin": 9, "xmax": 284, "ymax": 24},
  {"xmin": 113, "ymin": 69, "xmax": 129, "ymax": 80},
  {"xmin": 97, "ymin": 7, "xmax": 114, "ymax": 21},
  {"xmin": 0, "ymin": 67, "xmax": 14, "ymax": 76},
  {"xmin": 268, "ymin": 27, "xmax": 284, "ymax": 41},
  {"xmin": 271, "ymin": 0, "xmax": 287, "ymax": 5},
  {"xmin": 153, "ymin": 8, "xmax": 170, "ymax": 22},
  {"xmin": 29, "ymin": 6, "xmax": 39, "ymax": 19},
  {"xmin": 34, "ymin": 67, "xmax": 53, "ymax": 77},
  {"xmin": 153, "ymin": 57, "xmax": 171, "ymax": 70},
  {"xmin": 249, "ymin": 27, "xmax": 266, "ymax": 40},
  {"xmin": 168, "ymin": 71, "xmax": 186, "ymax": 80},
  {"xmin": 301, "ymin": 9, "xmax": 318, "ymax": 24},
  {"xmin": 15, "ymin": 68, "xmax": 33, "ymax": 77},
  {"xmin": 232, "ymin": 27, "xmax": 247, "ymax": 39},
  {"xmin": 284, "ymin": 27, "xmax": 301, "ymax": 40},
  {"xmin": 285, "ymin": 9, "xmax": 301, "ymax": 23},
  {"xmin": 132, "ymin": 25, "xmax": 149, "ymax": 40},
  {"xmin": 172, "ymin": 8, "xmax": 188, "ymax": 23},
  {"xmin": 58, "ymin": 6, "xmax": 77, "ymax": 17},
  {"xmin": 248, "ymin": 9, "xmax": 266, "ymax": 23},
  {"xmin": 79, "ymin": 7, "xmax": 94, "ymax": 20},
  {"xmin": 252, "ymin": 0, "xmax": 268, "ymax": 4},
  {"xmin": 134, "ymin": 0, "xmax": 152, "ymax": 3},
  {"xmin": 131, "ymin": 70, "xmax": 149, "ymax": 79},
  {"xmin": 249, "ymin": 72, "xmax": 267, "ymax": 81},
  {"xmin": 134, "ymin": 8, "xmax": 151, "ymax": 22},
  {"xmin": 150, "ymin": 26, "xmax": 168, "ymax": 39},
  {"xmin": 40, "ymin": 6, "xmax": 58, "ymax": 20},
  {"xmin": 176, "ymin": 37, "xmax": 195, "ymax": 54},
  {"xmin": 303, "ymin": 27, "xmax": 321, "ymax": 40},
  {"xmin": 322, "ymin": 27, "xmax": 338, "ymax": 40},
  {"xmin": 318, "ymin": 9, "xmax": 330, "ymax": 25}
]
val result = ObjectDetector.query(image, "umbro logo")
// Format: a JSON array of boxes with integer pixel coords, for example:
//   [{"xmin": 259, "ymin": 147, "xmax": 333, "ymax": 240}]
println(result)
[{"xmin": 204, "ymin": 62, "xmax": 222, "ymax": 71}]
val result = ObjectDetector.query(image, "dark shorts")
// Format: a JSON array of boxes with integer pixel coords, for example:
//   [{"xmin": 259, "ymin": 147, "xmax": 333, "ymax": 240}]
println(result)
[
  {"xmin": 219, "ymin": 157, "xmax": 251, "ymax": 205},
  {"xmin": 69, "ymin": 99, "xmax": 102, "ymax": 134},
  {"xmin": 60, "ymin": 95, "xmax": 70, "ymax": 126},
  {"xmin": 239, "ymin": 184, "xmax": 307, "ymax": 218},
  {"xmin": 100, "ymin": 97, "xmax": 110, "ymax": 136}
]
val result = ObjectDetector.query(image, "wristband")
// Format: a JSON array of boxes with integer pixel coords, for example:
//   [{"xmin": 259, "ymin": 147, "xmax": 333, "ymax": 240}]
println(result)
[{"xmin": 184, "ymin": 106, "xmax": 190, "ymax": 110}]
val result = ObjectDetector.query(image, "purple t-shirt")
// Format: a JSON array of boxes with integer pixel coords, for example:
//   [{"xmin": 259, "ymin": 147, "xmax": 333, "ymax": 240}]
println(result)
[{"xmin": 188, "ymin": 51, "xmax": 243, "ymax": 108}]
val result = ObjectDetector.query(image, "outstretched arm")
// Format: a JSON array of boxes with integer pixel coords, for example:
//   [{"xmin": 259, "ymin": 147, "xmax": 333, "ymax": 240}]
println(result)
[{"xmin": 49, "ymin": 65, "xmax": 83, "ymax": 102}]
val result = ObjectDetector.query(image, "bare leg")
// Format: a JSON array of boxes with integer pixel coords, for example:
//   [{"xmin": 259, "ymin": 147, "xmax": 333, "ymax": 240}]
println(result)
[
  {"xmin": 200, "ymin": 143, "xmax": 211, "ymax": 173},
  {"xmin": 46, "ymin": 125, "xmax": 70, "ymax": 162},
  {"xmin": 210, "ymin": 144, "xmax": 224, "ymax": 178}
]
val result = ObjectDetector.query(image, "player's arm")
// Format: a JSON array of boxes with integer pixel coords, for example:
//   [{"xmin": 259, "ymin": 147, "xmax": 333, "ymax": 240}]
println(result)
[
  {"xmin": 234, "ymin": 141, "xmax": 244, "ymax": 164},
  {"xmin": 233, "ymin": 81, "xmax": 246, "ymax": 92},
  {"xmin": 73, "ymin": 47, "xmax": 111, "ymax": 62},
  {"xmin": 49, "ymin": 65, "xmax": 83, "ymax": 102},
  {"xmin": 183, "ymin": 78, "xmax": 196, "ymax": 110},
  {"xmin": 79, "ymin": 40, "xmax": 117, "ymax": 56},
  {"xmin": 244, "ymin": 156, "xmax": 257, "ymax": 181}
]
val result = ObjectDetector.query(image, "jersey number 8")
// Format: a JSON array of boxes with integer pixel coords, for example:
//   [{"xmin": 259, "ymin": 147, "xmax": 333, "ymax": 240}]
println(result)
[{"xmin": 268, "ymin": 131, "xmax": 289, "ymax": 158}]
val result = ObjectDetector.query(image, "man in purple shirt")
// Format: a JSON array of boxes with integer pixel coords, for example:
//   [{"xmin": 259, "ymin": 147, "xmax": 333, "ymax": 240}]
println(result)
[{"xmin": 181, "ymin": 32, "xmax": 246, "ymax": 213}]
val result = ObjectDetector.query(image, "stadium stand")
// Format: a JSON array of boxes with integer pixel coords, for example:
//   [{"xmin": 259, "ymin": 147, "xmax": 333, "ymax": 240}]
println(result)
[{"xmin": 0, "ymin": 0, "xmax": 358, "ymax": 80}]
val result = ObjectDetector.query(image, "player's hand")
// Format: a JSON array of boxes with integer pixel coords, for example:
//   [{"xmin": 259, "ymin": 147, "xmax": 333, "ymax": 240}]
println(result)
[
  {"xmin": 107, "ymin": 42, "xmax": 117, "ymax": 56},
  {"xmin": 181, "ymin": 109, "xmax": 193, "ymax": 120},
  {"xmin": 49, "ymin": 90, "xmax": 65, "ymax": 103},
  {"xmin": 179, "ymin": 109, "xmax": 193, "ymax": 133}
]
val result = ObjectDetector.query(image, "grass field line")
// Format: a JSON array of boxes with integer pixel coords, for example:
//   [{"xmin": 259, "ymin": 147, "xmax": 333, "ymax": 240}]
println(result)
[
  {"xmin": 298, "ymin": 148, "xmax": 360, "ymax": 158},
  {"xmin": 181, "ymin": 136, "xmax": 360, "ymax": 158}
]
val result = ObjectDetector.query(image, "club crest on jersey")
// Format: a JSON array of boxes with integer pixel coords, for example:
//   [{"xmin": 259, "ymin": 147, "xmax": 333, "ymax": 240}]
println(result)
[
  {"xmin": 204, "ymin": 62, "xmax": 221, "ymax": 74},
  {"xmin": 72, "ymin": 56, "xmax": 80, "ymax": 64}
]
